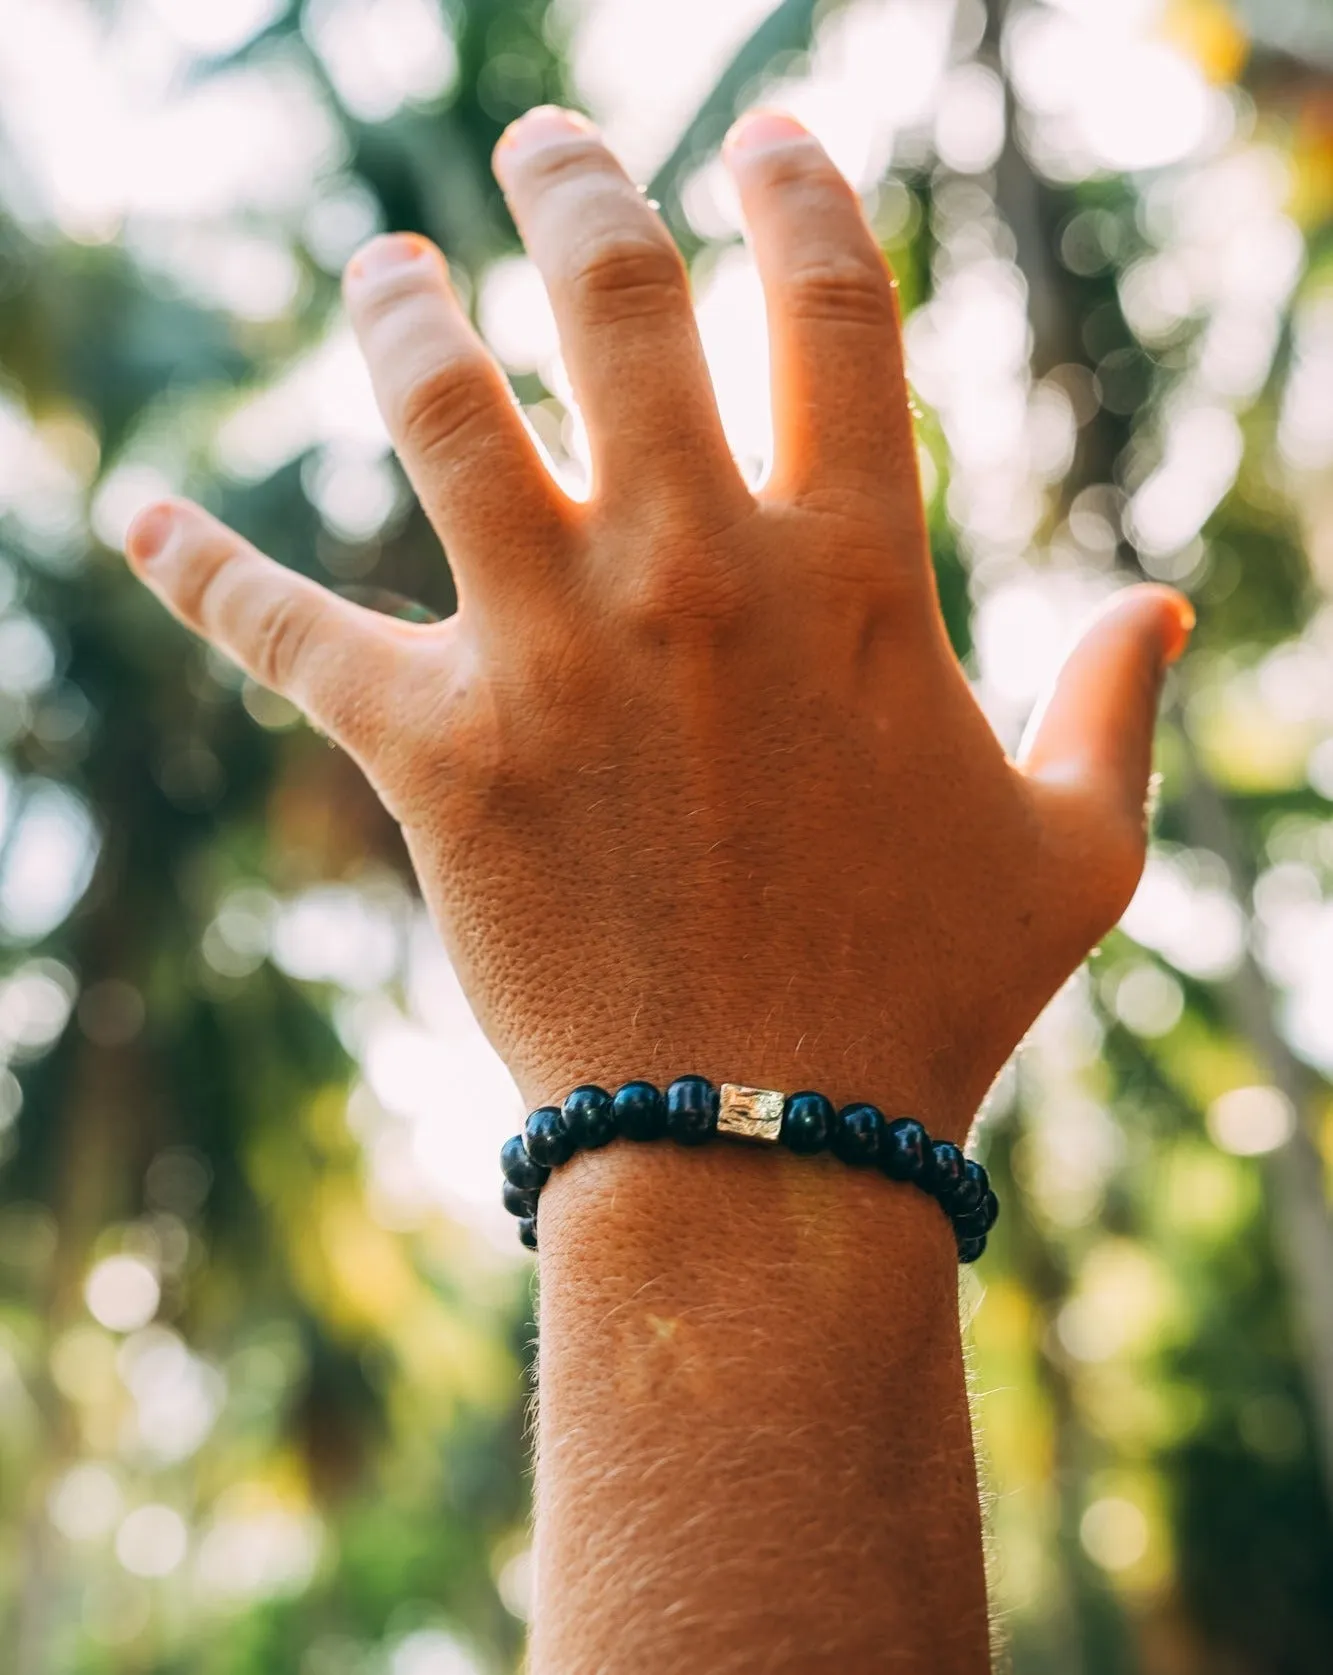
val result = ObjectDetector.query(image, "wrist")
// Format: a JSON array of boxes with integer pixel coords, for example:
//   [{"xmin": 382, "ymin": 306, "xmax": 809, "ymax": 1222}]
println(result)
[
  {"xmin": 511, "ymin": 1036, "xmax": 985, "ymax": 1151},
  {"xmin": 537, "ymin": 1133, "xmax": 961, "ymax": 1314}
]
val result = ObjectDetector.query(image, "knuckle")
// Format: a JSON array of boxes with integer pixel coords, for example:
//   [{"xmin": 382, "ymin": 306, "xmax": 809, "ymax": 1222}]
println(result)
[
  {"xmin": 568, "ymin": 234, "xmax": 688, "ymax": 323},
  {"xmin": 248, "ymin": 591, "xmax": 318, "ymax": 694},
  {"xmin": 518, "ymin": 134, "xmax": 613, "ymax": 193},
  {"xmin": 396, "ymin": 356, "xmax": 501, "ymax": 465},
  {"xmin": 617, "ymin": 551, "xmax": 750, "ymax": 640},
  {"xmin": 811, "ymin": 550, "xmax": 920, "ymax": 622},
  {"xmin": 176, "ymin": 555, "xmax": 223, "ymax": 629},
  {"xmin": 784, "ymin": 254, "xmax": 896, "ymax": 330},
  {"xmin": 354, "ymin": 270, "xmax": 436, "ymax": 331},
  {"xmin": 189, "ymin": 545, "xmax": 246, "ymax": 638},
  {"xmin": 768, "ymin": 504, "xmax": 917, "ymax": 608},
  {"xmin": 748, "ymin": 147, "xmax": 852, "ymax": 202}
]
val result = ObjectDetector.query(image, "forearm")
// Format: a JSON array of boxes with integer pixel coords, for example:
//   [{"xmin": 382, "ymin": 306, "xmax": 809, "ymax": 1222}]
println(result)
[{"xmin": 529, "ymin": 1137, "xmax": 989, "ymax": 1674}]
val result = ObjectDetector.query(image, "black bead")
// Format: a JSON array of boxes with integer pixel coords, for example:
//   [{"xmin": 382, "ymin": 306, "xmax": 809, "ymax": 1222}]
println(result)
[
  {"xmin": 782, "ymin": 1091, "xmax": 835, "ymax": 1154},
  {"xmin": 518, "ymin": 1216, "xmax": 538, "ymax": 1252},
  {"xmin": 502, "ymin": 1180, "xmax": 540, "ymax": 1219},
  {"xmin": 562, "ymin": 1084, "xmax": 617, "ymax": 1149},
  {"xmin": 524, "ymin": 1105, "xmax": 574, "ymax": 1168},
  {"xmin": 947, "ymin": 1157, "xmax": 987, "ymax": 1216},
  {"xmin": 830, "ymin": 1102, "xmax": 883, "ymax": 1166},
  {"xmin": 952, "ymin": 1205, "xmax": 990, "ymax": 1243},
  {"xmin": 614, "ymin": 1080, "xmax": 667, "ymax": 1141},
  {"xmin": 879, "ymin": 1117, "xmax": 930, "ymax": 1183},
  {"xmin": 501, "ymin": 1134, "xmax": 550, "ymax": 1193},
  {"xmin": 957, "ymin": 1234, "xmax": 986, "ymax": 1265},
  {"xmin": 928, "ymin": 1141, "xmax": 966, "ymax": 1200},
  {"xmin": 980, "ymin": 1189, "xmax": 999, "ymax": 1232},
  {"xmin": 665, "ymin": 1076, "xmax": 718, "ymax": 1145}
]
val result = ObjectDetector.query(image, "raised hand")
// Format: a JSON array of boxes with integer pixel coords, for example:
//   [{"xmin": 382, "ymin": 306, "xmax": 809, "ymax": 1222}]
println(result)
[{"xmin": 125, "ymin": 106, "xmax": 1190, "ymax": 1137}]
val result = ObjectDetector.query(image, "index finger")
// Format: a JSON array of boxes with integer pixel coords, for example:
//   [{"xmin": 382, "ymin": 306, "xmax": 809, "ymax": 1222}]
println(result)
[{"xmin": 126, "ymin": 500, "xmax": 417, "ymax": 767}]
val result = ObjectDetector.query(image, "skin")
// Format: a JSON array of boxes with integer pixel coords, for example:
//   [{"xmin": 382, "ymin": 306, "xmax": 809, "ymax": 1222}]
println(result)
[{"xmin": 124, "ymin": 107, "xmax": 1192, "ymax": 1673}]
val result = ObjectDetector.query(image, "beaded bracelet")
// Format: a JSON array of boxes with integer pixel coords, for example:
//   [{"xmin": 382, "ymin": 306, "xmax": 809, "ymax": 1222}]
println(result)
[{"xmin": 499, "ymin": 1077, "xmax": 998, "ymax": 1261}]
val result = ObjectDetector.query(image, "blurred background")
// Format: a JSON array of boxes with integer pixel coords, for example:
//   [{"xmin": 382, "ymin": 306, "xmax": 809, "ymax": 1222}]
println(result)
[{"xmin": 0, "ymin": 0, "xmax": 1331, "ymax": 1670}]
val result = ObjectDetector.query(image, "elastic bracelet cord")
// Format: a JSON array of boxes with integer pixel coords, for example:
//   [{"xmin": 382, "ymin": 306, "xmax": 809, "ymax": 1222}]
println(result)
[{"xmin": 499, "ymin": 1077, "xmax": 999, "ymax": 1261}]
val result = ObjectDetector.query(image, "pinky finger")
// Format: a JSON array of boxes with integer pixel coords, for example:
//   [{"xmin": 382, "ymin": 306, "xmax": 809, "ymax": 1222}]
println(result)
[{"xmin": 125, "ymin": 499, "xmax": 415, "ymax": 765}]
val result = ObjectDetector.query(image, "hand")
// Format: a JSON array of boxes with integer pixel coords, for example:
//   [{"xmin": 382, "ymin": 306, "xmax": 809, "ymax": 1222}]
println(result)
[{"xmin": 125, "ymin": 105, "xmax": 1191, "ymax": 1134}]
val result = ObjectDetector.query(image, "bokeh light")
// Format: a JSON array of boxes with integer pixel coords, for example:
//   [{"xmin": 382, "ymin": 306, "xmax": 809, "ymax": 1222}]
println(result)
[{"xmin": 85, "ymin": 1257, "xmax": 161, "ymax": 1334}]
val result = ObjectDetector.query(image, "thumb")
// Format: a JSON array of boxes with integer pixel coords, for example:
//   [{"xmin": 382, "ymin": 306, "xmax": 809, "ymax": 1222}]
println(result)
[{"xmin": 1018, "ymin": 584, "xmax": 1195, "ymax": 821}]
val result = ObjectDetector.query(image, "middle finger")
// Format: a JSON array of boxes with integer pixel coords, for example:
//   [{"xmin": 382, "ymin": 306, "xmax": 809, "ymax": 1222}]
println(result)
[{"xmin": 493, "ymin": 107, "xmax": 750, "ymax": 524}]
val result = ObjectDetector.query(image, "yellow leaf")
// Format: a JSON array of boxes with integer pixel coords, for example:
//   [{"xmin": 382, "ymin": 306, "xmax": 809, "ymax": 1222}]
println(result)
[{"xmin": 1159, "ymin": 0, "xmax": 1249, "ymax": 84}]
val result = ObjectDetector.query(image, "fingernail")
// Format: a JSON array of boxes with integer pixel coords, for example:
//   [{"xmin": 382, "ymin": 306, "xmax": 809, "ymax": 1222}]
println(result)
[
  {"xmin": 724, "ymin": 109, "xmax": 810, "ymax": 155},
  {"xmin": 1162, "ymin": 595, "xmax": 1196, "ymax": 665},
  {"xmin": 495, "ymin": 105, "xmax": 597, "ymax": 166},
  {"xmin": 126, "ymin": 503, "xmax": 178, "ymax": 567},
  {"xmin": 344, "ymin": 233, "xmax": 438, "ymax": 292}
]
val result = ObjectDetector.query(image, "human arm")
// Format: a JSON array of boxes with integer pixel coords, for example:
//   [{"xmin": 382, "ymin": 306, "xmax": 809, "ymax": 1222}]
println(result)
[{"xmin": 123, "ymin": 105, "xmax": 1191, "ymax": 1673}]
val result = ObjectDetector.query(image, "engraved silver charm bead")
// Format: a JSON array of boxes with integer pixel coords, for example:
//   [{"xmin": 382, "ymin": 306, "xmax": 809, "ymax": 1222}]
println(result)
[{"xmin": 717, "ymin": 1083, "xmax": 785, "ymax": 1143}]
